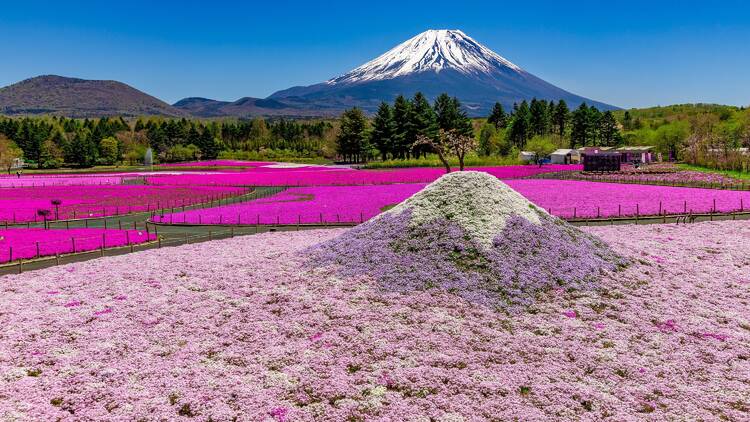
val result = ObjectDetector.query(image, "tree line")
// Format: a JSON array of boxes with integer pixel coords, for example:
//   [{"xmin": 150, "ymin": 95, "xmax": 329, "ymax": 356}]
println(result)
[
  {"xmin": 336, "ymin": 95, "xmax": 623, "ymax": 164},
  {"xmin": 0, "ymin": 116, "xmax": 335, "ymax": 168},
  {"xmin": 614, "ymin": 104, "xmax": 750, "ymax": 172}
]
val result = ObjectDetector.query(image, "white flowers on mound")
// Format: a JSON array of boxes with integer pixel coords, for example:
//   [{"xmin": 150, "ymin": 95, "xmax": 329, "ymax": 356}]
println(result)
[{"xmin": 384, "ymin": 171, "xmax": 545, "ymax": 247}]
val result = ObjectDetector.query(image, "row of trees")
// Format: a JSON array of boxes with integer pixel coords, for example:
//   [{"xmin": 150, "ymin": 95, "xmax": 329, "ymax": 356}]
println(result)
[
  {"xmin": 0, "ymin": 116, "xmax": 335, "ymax": 168},
  {"xmin": 617, "ymin": 104, "xmax": 750, "ymax": 171},
  {"xmin": 336, "ymin": 93, "xmax": 473, "ymax": 163},
  {"xmin": 484, "ymin": 99, "xmax": 622, "ymax": 151}
]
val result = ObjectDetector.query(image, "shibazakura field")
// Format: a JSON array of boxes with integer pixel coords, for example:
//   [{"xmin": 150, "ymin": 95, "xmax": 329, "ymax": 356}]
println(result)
[{"xmin": 1, "ymin": 162, "xmax": 749, "ymax": 420}]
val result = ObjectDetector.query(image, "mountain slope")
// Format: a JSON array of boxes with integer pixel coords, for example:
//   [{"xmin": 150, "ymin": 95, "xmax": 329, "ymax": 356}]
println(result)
[
  {"xmin": 0, "ymin": 75, "xmax": 186, "ymax": 118},
  {"xmin": 172, "ymin": 96, "xmax": 335, "ymax": 118},
  {"xmin": 270, "ymin": 29, "xmax": 616, "ymax": 115}
]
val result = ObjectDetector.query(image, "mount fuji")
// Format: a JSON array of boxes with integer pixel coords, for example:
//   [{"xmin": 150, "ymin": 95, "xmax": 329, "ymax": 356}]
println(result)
[{"xmin": 266, "ymin": 29, "xmax": 617, "ymax": 116}]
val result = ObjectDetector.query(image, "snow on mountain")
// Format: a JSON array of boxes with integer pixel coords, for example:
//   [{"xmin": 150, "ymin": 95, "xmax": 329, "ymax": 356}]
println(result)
[{"xmin": 328, "ymin": 29, "xmax": 522, "ymax": 85}]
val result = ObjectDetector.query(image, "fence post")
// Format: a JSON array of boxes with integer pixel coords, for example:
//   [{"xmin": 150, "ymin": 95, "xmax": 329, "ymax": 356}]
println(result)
[
  {"xmin": 126, "ymin": 231, "xmax": 130, "ymax": 246},
  {"xmin": 72, "ymin": 237, "xmax": 76, "ymax": 253},
  {"xmin": 118, "ymin": 220, "xmax": 122, "ymax": 230},
  {"xmin": 36, "ymin": 242, "xmax": 40, "ymax": 259}
]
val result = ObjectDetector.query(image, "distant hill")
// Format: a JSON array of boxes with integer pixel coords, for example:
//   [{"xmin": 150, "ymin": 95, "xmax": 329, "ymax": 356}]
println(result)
[
  {"xmin": 0, "ymin": 75, "xmax": 186, "ymax": 118},
  {"xmin": 172, "ymin": 96, "xmax": 335, "ymax": 118}
]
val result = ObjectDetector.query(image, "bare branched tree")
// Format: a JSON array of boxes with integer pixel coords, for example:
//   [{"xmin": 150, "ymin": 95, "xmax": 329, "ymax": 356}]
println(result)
[{"xmin": 414, "ymin": 129, "xmax": 477, "ymax": 173}]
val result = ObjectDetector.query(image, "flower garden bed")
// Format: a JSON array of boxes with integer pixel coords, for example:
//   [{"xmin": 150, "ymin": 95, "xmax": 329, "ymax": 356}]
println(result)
[
  {"xmin": 0, "ymin": 221, "xmax": 747, "ymax": 420},
  {"xmin": 0, "ymin": 228, "xmax": 156, "ymax": 263}
]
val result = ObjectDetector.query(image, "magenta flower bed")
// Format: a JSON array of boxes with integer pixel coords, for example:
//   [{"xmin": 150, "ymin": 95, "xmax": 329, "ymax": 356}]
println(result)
[
  {"xmin": 506, "ymin": 179, "xmax": 750, "ymax": 218},
  {"xmin": 0, "ymin": 228, "xmax": 156, "ymax": 263},
  {"xmin": 0, "ymin": 185, "xmax": 247, "ymax": 223},
  {"xmin": 152, "ymin": 184, "xmax": 426, "ymax": 225},
  {"xmin": 147, "ymin": 165, "xmax": 583, "ymax": 187},
  {"xmin": 0, "ymin": 175, "xmax": 129, "ymax": 188}
]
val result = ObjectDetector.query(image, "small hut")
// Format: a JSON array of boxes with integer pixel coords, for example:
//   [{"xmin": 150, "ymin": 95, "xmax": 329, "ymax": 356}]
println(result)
[
  {"xmin": 616, "ymin": 146, "xmax": 655, "ymax": 164},
  {"xmin": 550, "ymin": 149, "xmax": 579, "ymax": 164},
  {"xmin": 582, "ymin": 151, "xmax": 621, "ymax": 172}
]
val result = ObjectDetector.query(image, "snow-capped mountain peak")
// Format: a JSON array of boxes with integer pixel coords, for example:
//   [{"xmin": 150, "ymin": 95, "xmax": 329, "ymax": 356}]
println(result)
[{"xmin": 328, "ymin": 29, "xmax": 522, "ymax": 85}]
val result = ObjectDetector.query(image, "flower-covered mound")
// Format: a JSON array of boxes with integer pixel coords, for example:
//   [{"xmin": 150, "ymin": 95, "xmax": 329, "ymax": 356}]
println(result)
[
  {"xmin": 307, "ymin": 172, "xmax": 625, "ymax": 308},
  {"xmin": 1, "ymin": 221, "xmax": 748, "ymax": 420}
]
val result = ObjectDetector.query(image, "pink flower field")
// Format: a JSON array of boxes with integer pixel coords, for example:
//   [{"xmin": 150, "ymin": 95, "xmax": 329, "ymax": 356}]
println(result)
[
  {"xmin": 506, "ymin": 179, "xmax": 750, "ymax": 218},
  {"xmin": 0, "ymin": 228, "xmax": 156, "ymax": 263},
  {"xmin": 150, "ymin": 179, "xmax": 750, "ymax": 226},
  {"xmin": 0, "ymin": 221, "xmax": 747, "ymax": 420},
  {"xmin": 0, "ymin": 175, "xmax": 128, "ymax": 188},
  {"xmin": 0, "ymin": 185, "xmax": 247, "ymax": 223},
  {"xmin": 146, "ymin": 164, "xmax": 583, "ymax": 187},
  {"xmin": 152, "ymin": 184, "xmax": 425, "ymax": 225}
]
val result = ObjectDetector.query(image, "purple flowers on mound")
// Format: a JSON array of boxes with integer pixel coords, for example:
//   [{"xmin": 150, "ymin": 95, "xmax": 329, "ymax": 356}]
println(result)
[{"xmin": 307, "ymin": 172, "xmax": 625, "ymax": 309}]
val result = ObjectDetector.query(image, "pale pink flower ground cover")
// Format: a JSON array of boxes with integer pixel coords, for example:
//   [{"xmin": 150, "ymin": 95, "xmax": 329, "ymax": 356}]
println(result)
[
  {"xmin": 0, "ymin": 185, "xmax": 246, "ymax": 223},
  {"xmin": 152, "ymin": 184, "xmax": 425, "ymax": 225},
  {"xmin": 0, "ymin": 228, "xmax": 156, "ymax": 263},
  {"xmin": 1, "ymin": 221, "xmax": 748, "ymax": 420}
]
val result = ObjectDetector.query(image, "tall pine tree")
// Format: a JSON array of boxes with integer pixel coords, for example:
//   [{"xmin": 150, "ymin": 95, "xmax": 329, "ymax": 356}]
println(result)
[
  {"xmin": 599, "ymin": 111, "xmax": 622, "ymax": 147},
  {"xmin": 508, "ymin": 100, "xmax": 531, "ymax": 149},
  {"xmin": 392, "ymin": 95, "xmax": 412, "ymax": 159},
  {"xmin": 487, "ymin": 102, "xmax": 508, "ymax": 129},
  {"xmin": 410, "ymin": 92, "xmax": 437, "ymax": 158},
  {"xmin": 370, "ymin": 102, "xmax": 395, "ymax": 161},
  {"xmin": 553, "ymin": 100, "xmax": 570, "ymax": 140}
]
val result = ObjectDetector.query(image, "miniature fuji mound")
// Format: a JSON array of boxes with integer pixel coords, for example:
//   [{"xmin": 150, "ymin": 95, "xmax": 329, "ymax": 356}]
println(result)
[{"xmin": 308, "ymin": 171, "xmax": 625, "ymax": 308}]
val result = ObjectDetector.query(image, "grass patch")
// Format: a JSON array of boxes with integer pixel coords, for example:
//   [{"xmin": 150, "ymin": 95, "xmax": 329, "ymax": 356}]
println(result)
[
  {"xmin": 363, "ymin": 154, "xmax": 521, "ymax": 169},
  {"xmin": 678, "ymin": 164, "xmax": 750, "ymax": 180}
]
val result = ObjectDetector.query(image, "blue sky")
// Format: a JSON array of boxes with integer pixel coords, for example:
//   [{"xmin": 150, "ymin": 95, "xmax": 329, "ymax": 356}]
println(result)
[{"xmin": 1, "ymin": 0, "xmax": 749, "ymax": 108}]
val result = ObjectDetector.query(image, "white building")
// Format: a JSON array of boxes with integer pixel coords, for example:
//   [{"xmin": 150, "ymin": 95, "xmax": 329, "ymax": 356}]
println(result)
[{"xmin": 550, "ymin": 149, "xmax": 580, "ymax": 164}]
